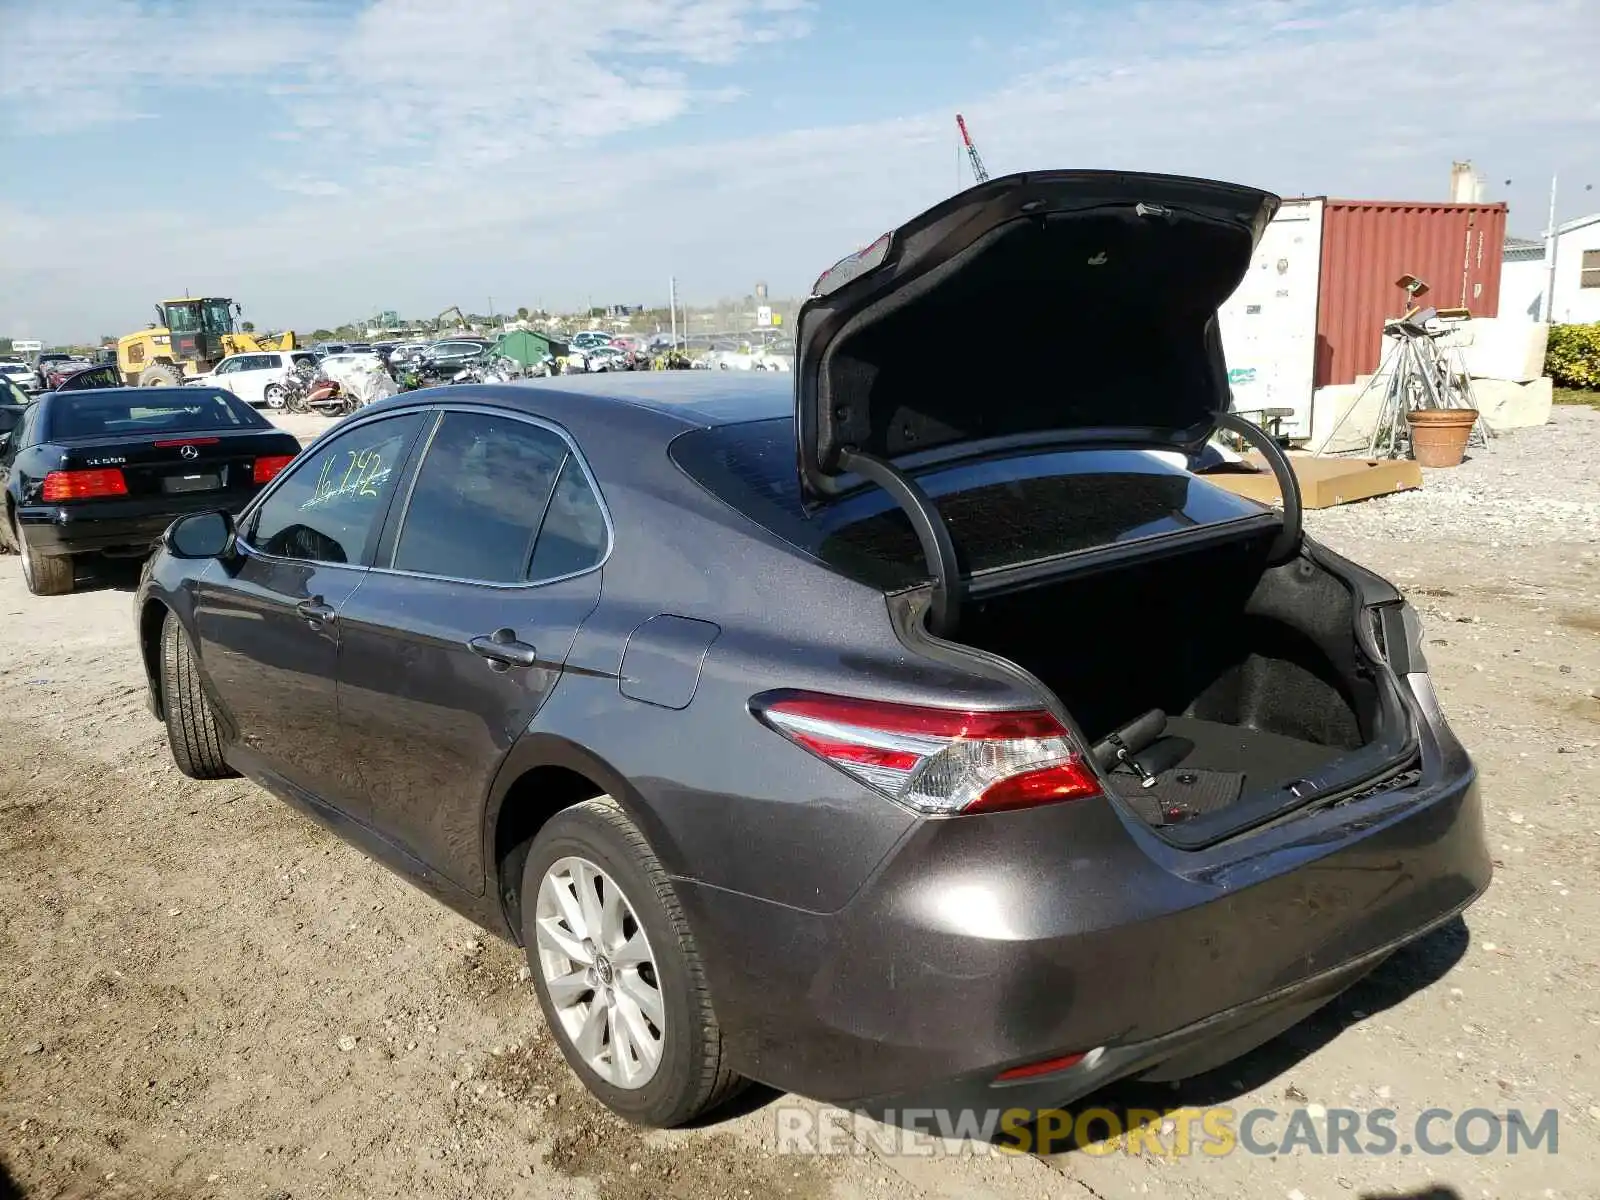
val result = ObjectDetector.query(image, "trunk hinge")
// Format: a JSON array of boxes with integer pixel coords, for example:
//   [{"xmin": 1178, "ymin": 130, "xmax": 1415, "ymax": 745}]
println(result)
[
  {"xmin": 1213, "ymin": 410, "xmax": 1303, "ymax": 564},
  {"xmin": 836, "ymin": 447, "xmax": 965, "ymax": 637}
]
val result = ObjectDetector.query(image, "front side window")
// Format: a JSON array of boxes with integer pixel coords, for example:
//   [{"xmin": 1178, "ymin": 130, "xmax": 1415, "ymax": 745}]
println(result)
[
  {"xmin": 214, "ymin": 357, "xmax": 240, "ymax": 375},
  {"xmin": 165, "ymin": 304, "xmax": 200, "ymax": 333},
  {"xmin": 392, "ymin": 412, "xmax": 606, "ymax": 583},
  {"xmin": 248, "ymin": 413, "xmax": 424, "ymax": 565},
  {"xmin": 202, "ymin": 300, "xmax": 233, "ymax": 332}
]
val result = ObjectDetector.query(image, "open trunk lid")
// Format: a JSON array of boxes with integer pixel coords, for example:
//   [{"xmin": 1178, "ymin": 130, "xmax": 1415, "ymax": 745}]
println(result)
[{"xmin": 794, "ymin": 170, "xmax": 1279, "ymax": 500}]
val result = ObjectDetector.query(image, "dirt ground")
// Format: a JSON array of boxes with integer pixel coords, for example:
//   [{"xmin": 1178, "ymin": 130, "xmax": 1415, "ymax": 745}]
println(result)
[{"xmin": 2, "ymin": 407, "xmax": 1597, "ymax": 1200}]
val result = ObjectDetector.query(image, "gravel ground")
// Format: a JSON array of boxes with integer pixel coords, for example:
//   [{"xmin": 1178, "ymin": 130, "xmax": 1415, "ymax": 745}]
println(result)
[
  {"xmin": 0, "ymin": 405, "xmax": 1596, "ymax": 1200},
  {"xmin": 1305, "ymin": 405, "xmax": 1600, "ymax": 546}
]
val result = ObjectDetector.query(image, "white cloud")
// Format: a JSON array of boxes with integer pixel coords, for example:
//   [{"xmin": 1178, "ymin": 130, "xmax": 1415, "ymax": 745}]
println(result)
[
  {"xmin": 2, "ymin": 0, "xmax": 1597, "ymax": 340},
  {"xmin": 0, "ymin": 0, "xmax": 341, "ymax": 134}
]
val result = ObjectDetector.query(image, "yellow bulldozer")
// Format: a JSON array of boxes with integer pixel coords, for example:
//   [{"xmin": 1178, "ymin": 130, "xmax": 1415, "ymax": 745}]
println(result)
[{"xmin": 116, "ymin": 297, "xmax": 297, "ymax": 386}]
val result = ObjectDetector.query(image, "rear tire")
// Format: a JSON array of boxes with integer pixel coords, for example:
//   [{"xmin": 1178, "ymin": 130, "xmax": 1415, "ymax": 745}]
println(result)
[
  {"xmin": 160, "ymin": 614, "xmax": 238, "ymax": 780},
  {"xmin": 140, "ymin": 362, "xmax": 183, "ymax": 387},
  {"xmin": 263, "ymin": 384, "xmax": 285, "ymax": 409},
  {"xmin": 521, "ymin": 797, "xmax": 744, "ymax": 1127},
  {"xmin": 13, "ymin": 513, "xmax": 73, "ymax": 595}
]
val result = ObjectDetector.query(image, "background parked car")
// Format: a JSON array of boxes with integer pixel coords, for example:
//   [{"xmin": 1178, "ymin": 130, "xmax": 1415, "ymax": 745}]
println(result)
[
  {"xmin": 0, "ymin": 360, "xmax": 38, "ymax": 394},
  {"xmin": 581, "ymin": 346, "xmax": 627, "ymax": 372},
  {"xmin": 419, "ymin": 339, "xmax": 492, "ymax": 378},
  {"xmin": 33, "ymin": 352, "xmax": 74, "ymax": 387},
  {"xmin": 190, "ymin": 350, "xmax": 322, "ymax": 408},
  {"xmin": 42, "ymin": 357, "xmax": 92, "ymax": 388},
  {"xmin": 52, "ymin": 364, "xmax": 124, "ymax": 391},
  {"xmin": 1, "ymin": 385, "xmax": 298, "ymax": 595}
]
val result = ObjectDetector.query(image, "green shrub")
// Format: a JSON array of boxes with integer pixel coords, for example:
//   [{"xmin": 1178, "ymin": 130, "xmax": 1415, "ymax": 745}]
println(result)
[{"xmin": 1545, "ymin": 322, "xmax": 1600, "ymax": 389}]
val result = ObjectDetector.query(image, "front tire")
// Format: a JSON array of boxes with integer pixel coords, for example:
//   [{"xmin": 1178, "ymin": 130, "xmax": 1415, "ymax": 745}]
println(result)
[
  {"xmin": 159, "ymin": 614, "xmax": 238, "ymax": 780},
  {"xmin": 13, "ymin": 513, "xmax": 73, "ymax": 595},
  {"xmin": 521, "ymin": 797, "xmax": 744, "ymax": 1127},
  {"xmin": 139, "ymin": 362, "xmax": 183, "ymax": 387}
]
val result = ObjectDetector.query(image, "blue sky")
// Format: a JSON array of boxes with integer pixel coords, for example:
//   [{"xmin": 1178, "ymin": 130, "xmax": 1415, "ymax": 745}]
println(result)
[{"xmin": 2, "ymin": 0, "xmax": 1597, "ymax": 341}]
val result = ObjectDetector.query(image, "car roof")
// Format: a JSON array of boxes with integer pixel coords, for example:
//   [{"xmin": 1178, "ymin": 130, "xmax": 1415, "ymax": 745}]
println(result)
[
  {"xmin": 361, "ymin": 372, "xmax": 792, "ymax": 430},
  {"xmin": 515, "ymin": 371, "xmax": 789, "ymax": 425}
]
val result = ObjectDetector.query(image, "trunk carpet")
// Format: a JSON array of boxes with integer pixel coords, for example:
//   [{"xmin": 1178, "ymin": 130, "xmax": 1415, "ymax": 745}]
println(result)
[
  {"xmin": 1163, "ymin": 716, "xmax": 1344, "ymax": 782},
  {"xmin": 1107, "ymin": 717, "xmax": 1343, "ymax": 827}
]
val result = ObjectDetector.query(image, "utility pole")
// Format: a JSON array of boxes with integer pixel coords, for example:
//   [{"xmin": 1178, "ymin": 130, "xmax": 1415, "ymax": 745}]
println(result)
[
  {"xmin": 670, "ymin": 277, "xmax": 678, "ymax": 349},
  {"xmin": 1542, "ymin": 176, "xmax": 1559, "ymax": 323}
]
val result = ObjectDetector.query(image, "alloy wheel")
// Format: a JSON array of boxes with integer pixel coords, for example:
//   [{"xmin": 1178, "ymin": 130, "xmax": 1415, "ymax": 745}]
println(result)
[{"xmin": 534, "ymin": 855, "xmax": 665, "ymax": 1090}]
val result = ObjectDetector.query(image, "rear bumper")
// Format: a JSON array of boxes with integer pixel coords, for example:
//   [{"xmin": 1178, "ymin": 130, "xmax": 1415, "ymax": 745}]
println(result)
[
  {"xmin": 675, "ymin": 713, "xmax": 1489, "ymax": 1109},
  {"xmin": 18, "ymin": 493, "xmax": 254, "ymax": 556}
]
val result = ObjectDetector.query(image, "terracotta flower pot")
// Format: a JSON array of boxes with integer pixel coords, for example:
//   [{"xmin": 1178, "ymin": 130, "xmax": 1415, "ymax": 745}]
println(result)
[{"xmin": 1405, "ymin": 408, "xmax": 1478, "ymax": 468}]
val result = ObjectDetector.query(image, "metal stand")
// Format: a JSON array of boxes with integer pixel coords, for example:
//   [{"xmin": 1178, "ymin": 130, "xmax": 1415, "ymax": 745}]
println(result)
[{"xmin": 1326, "ymin": 309, "xmax": 1490, "ymax": 459}]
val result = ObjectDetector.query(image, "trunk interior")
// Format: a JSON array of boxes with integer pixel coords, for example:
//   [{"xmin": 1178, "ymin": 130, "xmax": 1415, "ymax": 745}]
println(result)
[{"xmin": 956, "ymin": 528, "xmax": 1415, "ymax": 843}]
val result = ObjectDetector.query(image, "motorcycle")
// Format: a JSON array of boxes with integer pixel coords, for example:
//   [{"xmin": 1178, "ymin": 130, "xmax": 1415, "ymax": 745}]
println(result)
[
  {"xmin": 306, "ymin": 377, "xmax": 354, "ymax": 417},
  {"xmin": 280, "ymin": 361, "xmax": 319, "ymax": 413}
]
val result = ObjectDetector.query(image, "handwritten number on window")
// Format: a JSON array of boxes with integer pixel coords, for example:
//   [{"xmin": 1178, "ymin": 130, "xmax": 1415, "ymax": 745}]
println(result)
[{"xmin": 310, "ymin": 448, "xmax": 386, "ymax": 505}]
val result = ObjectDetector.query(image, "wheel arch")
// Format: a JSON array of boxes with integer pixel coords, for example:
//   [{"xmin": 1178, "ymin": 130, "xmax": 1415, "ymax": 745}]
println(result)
[
  {"xmin": 139, "ymin": 597, "xmax": 171, "ymax": 718},
  {"xmin": 484, "ymin": 734, "xmax": 682, "ymax": 946}
]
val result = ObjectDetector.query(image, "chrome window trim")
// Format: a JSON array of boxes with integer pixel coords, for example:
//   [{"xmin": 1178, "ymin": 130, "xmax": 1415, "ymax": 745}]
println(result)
[{"xmin": 377, "ymin": 403, "xmax": 615, "ymax": 591}]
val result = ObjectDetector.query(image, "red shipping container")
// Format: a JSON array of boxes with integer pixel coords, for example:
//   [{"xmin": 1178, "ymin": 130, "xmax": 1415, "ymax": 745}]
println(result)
[{"xmin": 1314, "ymin": 200, "xmax": 1507, "ymax": 386}]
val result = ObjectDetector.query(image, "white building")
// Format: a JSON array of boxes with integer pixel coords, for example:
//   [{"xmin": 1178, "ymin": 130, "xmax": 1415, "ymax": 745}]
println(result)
[{"xmin": 1498, "ymin": 213, "xmax": 1600, "ymax": 324}]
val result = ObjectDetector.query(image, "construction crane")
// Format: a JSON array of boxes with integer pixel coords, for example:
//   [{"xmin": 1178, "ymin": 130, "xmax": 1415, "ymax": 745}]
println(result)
[{"xmin": 955, "ymin": 113, "xmax": 989, "ymax": 185}]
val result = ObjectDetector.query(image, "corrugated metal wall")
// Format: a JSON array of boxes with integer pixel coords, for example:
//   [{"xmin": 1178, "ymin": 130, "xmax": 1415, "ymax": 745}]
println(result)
[{"xmin": 1314, "ymin": 201, "xmax": 1507, "ymax": 386}]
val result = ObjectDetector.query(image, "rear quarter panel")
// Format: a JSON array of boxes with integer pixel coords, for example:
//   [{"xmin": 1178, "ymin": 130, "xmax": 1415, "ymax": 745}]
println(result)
[{"xmin": 518, "ymin": 400, "xmax": 1043, "ymax": 913}]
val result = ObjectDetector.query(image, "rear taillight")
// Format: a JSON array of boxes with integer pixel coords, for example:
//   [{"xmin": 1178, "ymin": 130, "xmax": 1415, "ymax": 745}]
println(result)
[
  {"xmin": 994, "ymin": 1052, "xmax": 1087, "ymax": 1082},
  {"xmin": 754, "ymin": 691, "xmax": 1102, "ymax": 816},
  {"xmin": 253, "ymin": 454, "xmax": 295, "ymax": 484},
  {"xmin": 41, "ymin": 468, "xmax": 128, "ymax": 502}
]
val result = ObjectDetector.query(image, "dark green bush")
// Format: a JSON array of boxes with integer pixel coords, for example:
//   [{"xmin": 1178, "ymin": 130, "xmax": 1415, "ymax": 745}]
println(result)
[{"xmin": 1545, "ymin": 322, "xmax": 1600, "ymax": 389}]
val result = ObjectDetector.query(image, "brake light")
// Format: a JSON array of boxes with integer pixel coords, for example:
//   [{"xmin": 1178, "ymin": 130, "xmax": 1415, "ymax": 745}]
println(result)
[
  {"xmin": 41, "ymin": 468, "xmax": 128, "ymax": 502},
  {"xmin": 253, "ymin": 454, "xmax": 295, "ymax": 484},
  {"xmin": 754, "ymin": 692, "xmax": 1101, "ymax": 816}
]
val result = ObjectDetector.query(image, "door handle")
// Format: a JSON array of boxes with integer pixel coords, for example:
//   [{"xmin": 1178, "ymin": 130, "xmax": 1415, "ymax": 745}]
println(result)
[
  {"xmin": 296, "ymin": 597, "xmax": 336, "ymax": 624},
  {"xmin": 468, "ymin": 627, "xmax": 539, "ymax": 669}
]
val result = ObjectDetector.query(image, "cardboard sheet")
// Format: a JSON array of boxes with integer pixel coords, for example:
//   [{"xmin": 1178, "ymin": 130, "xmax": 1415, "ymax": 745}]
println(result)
[{"xmin": 1202, "ymin": 454, "xmax": 1422, "ymax": 509}]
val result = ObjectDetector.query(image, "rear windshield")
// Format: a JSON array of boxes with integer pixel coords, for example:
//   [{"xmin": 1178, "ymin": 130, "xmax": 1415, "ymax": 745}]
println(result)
[
  {"xmin": 45, "ymin": 390, "xmax": 265, "ymax": 441},
  {"xmin": 670, "ymin": 418, "xmax": 1269, "ymax": 589}
]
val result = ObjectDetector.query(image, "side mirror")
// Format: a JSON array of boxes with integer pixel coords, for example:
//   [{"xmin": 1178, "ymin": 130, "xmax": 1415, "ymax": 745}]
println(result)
[{"xmin": 165, "ymin": 510, "xmax": 235, "ymax": 559}]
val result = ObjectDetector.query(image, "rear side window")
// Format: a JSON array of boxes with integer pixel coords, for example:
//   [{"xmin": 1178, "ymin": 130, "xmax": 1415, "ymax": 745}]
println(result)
[
  {"xmin": 670, "ymin": 418, "xmax": 1269, "ymax": 589},
  {"xmin": 43, "ymin": 390, "xmax": 264, "ymax": 439},
  {"xmin": 391, "ymin": 412, "xmax": 608, "ymax": 584}
]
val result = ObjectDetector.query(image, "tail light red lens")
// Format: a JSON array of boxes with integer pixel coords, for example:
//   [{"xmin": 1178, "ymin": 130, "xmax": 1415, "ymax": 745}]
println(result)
[
  {"xmin": 252, "ymin": 454, "xmax": 295, "ymax": 484},
  {"xmin": 754, "ymin": 691, "xmax": 1102, "ymax": 816},
  {"xmin": 994, "ymin": 1052, "xmax": 1087, "ymax": 1082},
  {"xmin": 41, "ymin": 468, "xmax": 128, "ymax": 502}
]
